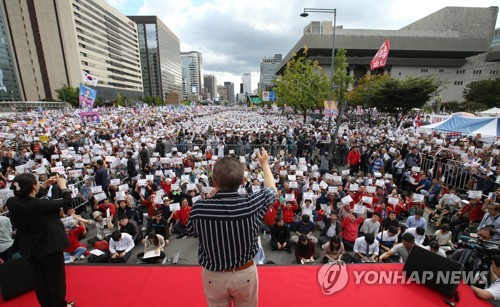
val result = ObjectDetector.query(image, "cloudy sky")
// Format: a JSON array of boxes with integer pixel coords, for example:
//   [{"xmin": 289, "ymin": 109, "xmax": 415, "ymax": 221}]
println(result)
[{"xmin": 106, "ymin": 0, "xmax": 500, "ymax": 91}]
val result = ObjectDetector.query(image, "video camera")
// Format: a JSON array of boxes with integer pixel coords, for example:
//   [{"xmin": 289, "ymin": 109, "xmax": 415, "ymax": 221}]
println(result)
[{"xmin": 459, "ymin": 235, "xmax": 500, "ymax": 271}]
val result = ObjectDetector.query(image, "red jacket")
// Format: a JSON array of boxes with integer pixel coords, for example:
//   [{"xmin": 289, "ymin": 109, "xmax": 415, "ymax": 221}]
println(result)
[
  {"xmin": 263, "ymin": 201, "xmax": 280, "ymax": 226},
  {"xmin": 347, "ymin": 150, "xmax": 361, "ymax": 165},
  {"xmin": 341, "ymin": 216, "xmax": 364, "ymax": 242},
  {"xmin": 64, "ymin": 225, "xmax": 85, "ymax": 254},
  {"xmin": 174, "ymin": 206, "xmax": 191, "ymax": 226},
  {"xmin": 459, "ymin": 203, "xmax": 484, "ymax": 223},
  {"xmin": 281, "ymin": 203, "xmax": 298, "ymax": 224}
]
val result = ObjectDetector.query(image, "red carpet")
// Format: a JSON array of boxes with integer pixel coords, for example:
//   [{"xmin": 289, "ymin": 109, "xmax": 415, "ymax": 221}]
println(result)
[{"xmin": 0, "ymin": 264, "xmax": 490, "ymax": 307}]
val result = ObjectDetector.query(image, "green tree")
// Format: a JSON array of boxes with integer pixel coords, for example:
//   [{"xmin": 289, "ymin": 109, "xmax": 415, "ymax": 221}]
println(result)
[
  {"xmin": 55, "ymin": 85, "xmax": 78, "ymax": 107},
  {"xmin": 349, "ymin": 76, "xmax": 441, "ymax": 126},
  {"xmin": 152, "ymin": 96, "xmax": 162, "ymax": 106},
  {"xmin": 463, "ymin": 77, "xmax": 500, "ymax": 108},
  {"xmin": 347, "ymin": 74, "xmax": 389, "ymax": 123},
  {"xmin": 331, "ymin": 49, "xmax": 354, "ymax": 140},
  {"xmin": 275, "ymin": 47, "xmax": 330, "ymax": 123},
  {"xmin": 115, "ymin": 92, "xmax": 124, "ymax": 106},
  {"xmin": 94, "ymin": 96, "xmax": 104, "ymax": 107}
]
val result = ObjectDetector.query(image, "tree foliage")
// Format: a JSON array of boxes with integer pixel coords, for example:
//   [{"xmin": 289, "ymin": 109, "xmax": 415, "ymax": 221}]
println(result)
[
  {"xmin": 348, "ymin": 76, "xmax": 441, "ymax": 126},
  {"xmin": 274, "ymin": 47, "xmax": 330, "ymax": 122},
  {"xmin": 463, "ymin": 77, "xmax": 500, "ymax": 108},
  {"xmin": 55, "ymin": 85, "xmax": 78, "ymax": 107}
]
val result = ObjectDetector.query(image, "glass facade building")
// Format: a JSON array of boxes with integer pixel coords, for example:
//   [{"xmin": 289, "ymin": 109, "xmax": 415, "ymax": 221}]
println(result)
[
  {"xmin": 0, "ymin": 5, "xmax": 20, "ymax": 101},
  {"xmin": 129, "ymin": 16, "xmax": 182, "ymax": 103},
  {"xmin": 260, "ymin": 54, "xmax": 282, "ymax": 92},
  {"xmin": 181, "ymin": 51, "xmax": 203, "ymax": 101}
]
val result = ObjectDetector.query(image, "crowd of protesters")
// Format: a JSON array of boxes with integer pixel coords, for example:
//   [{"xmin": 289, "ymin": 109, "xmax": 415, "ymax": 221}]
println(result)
[{"xmin": 0, "ymin": 105, "xmax": 499, "ymax": 269}]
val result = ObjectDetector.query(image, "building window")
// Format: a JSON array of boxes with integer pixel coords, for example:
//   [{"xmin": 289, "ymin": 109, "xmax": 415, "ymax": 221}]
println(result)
[
  {"xmin": 421, "ymin": 69, "xmax": 428, "ymax": 73},
  {"xmin": 439, "ymin": 69, "xmax": 444, "ymax": 73}
]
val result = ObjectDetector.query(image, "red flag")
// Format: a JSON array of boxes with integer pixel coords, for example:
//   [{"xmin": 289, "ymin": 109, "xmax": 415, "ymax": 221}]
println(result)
[
  {"xmin": 416, "ymin": 114, "xmax": 422, "ymax": 127},
  {"xmin": 370, "ymin": 39, "xmax": 391, "ymax": 71}
]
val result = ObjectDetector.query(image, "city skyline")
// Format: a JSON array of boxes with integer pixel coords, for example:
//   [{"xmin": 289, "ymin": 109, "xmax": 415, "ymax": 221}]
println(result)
[{"xmin": 107, "ymin": 0, "xmax": 500, "ymax": 91}]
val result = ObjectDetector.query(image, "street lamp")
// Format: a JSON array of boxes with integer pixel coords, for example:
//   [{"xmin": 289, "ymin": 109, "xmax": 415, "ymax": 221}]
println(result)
[{"xmin": 300, "ymin": 8, "xmax": 336, "ymax": 131}]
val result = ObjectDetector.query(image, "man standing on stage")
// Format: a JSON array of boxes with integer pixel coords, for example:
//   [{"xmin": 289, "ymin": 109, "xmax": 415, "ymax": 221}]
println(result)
[{"xmin": 187, "ymin": 148, "xmax": 277, "ymax": 307}]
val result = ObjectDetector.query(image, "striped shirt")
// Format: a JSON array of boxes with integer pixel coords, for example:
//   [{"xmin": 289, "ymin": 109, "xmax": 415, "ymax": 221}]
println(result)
[{"xmin": 187, "ymin": 187, "xmax": 276, "ymax": 271}]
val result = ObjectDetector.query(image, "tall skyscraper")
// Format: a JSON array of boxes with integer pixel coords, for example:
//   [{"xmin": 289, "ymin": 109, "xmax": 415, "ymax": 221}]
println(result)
[
  {"xmin": 260, "ymin": 54, "xmax": 282, "ymax": 92},
  {"xmin": 0, "ymin": 4, "xmax": 21, "ymax": 101},
  {"xmin": 223, "ymin": 81, "xmax": 235, "ymax": 103},
  {"xmin": 128, "ymin": 16, "xmax": 182, "ymax": 104},
  {"xmin": 241, "ymin": 72, "xmax": 251, "ymax": 95},
  {"xmin": 181, "ymin": 51, "xmax": 203, "ymax": 101},
  {"xmin": 203, "ymin": 75, "xmax": 217, "ymax": 100},
  {"xmin": 2, "ymin": 0, "xmax": 143, "ymax": 101}
]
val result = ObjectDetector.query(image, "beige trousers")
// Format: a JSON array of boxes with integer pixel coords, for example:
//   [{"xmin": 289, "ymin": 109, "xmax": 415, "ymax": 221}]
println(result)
[{"xmin": 201, "ymin": 263, "xmax": 258, "ymax": 307}]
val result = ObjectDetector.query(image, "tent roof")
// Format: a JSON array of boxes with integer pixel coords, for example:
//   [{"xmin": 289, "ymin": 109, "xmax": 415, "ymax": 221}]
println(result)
[{"xmin": 479, "ymin": 107, "xmax": 500, "ymax": 116}]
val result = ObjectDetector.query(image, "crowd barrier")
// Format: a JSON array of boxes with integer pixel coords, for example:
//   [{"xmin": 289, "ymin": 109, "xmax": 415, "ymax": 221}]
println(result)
[{"xmin": 419, "ymin": 157, "xmax": 474, "ymax": 192}]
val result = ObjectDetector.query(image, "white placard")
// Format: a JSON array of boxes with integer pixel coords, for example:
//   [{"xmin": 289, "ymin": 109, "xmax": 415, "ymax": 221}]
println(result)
[
  {"xmin": 109, "ymin": 179, "xmax": 120, "ymax": 186},
  {"xmin": 319, "ymin": 181, "xmax": 328, "ymax": 189},
  {"xmin": 50, "ymin": 166, "xmax": 65, "ymax": 175},
  {"xmin": 312, "ymin": 183, "xmax": 320, "ymax": 191},
  {"xmin": 171, "ymin": 184, "xmax": 180, "ymax": 190},
  {"xmin": 170, "ymin": 202, "xmax": 180, "ymax": 212},
  {"xmin": 366, "ymin": 186, "xmax": 376, "ymax": 194},
  {"xmin": 192, "ymin": 196, "xmax": 201, "ymax": 204},
  {"xmin": 116, "ymin": 191, "xmax": 126, "ymax": 201},
  {"xmin": 289, "ymin": 181, "xmax": 298, "ymax": 189},
  {"xmin": 353, "ymin": 204, "xmax": 366, "ymax": 214},
  {"xmin": 68, "ymin": 170, "xmax": 83, "ymax": 178},
  {"xmin": 181, "ymin": 175, "xmax": 190, "ymax": 182},
  {"xmin": 374, "ymin": 172, "xmax": 382, "ymax": 178},
  {"xmin": 332, "ymin": 176, "xmax": 342, "ymax": 183},
  {"xmin": 94, "ymin": 192, "xmax": 107, "ymax": 202},
  {"xmin": 288, "ymin": 175, "xmax": 296, "ymax": 181},
  {"xmin": 342, "ymin": 169, "xmax": 350, "ymax": 176},
  {"xmin": 375, "ymin": 179, "xmax": 385, "ymax": 187},
  {"xmin": 184, "ymin": 167, "xmax": 192, "ymax": 173},
  {"xmin": 137, "ymin": 179, "xmax": 147, "ymax": 186},
  {"xmin": 238, "ymin": 188, "xmax": 247, "ymax": 195},
  {"xmin": 0, "ymin": 189, "xmax": 14, "ymax": 201},
  {"xmin": 328, "ymin": 186, "xmax": 338, "ymax": 194},
  {"xmin": 362, "ymin": 196, "xmax": 373, "ymax": 204},
  {"xmin": 388, "ymin": 197, "xmax": 400, "ymax": 205},
  {"xmin": 385, "ymin": 174, "xmax": 393, "ymax": 179},
  {"xmin": 285, "ymin": 193, "xmax": 295, "ymax": 201},
  {"xmin": 187, "ymin": 184, "xmax": 196, "ymax": 191},
  {"xmin": 289, "ymin": 165, "xmax": 297, "ymax": 170},
  {"xmin": 411, "ymin": 166, "xmax": 421, "ymax": 173},
  {"xmin": 252, "ymin": 185, "xmax": 261, "ymax": 192},
  {"xmin": 341, "ymin": 195, "xmax": 353, "ymax": 205},
  {"xmin": 118, "ymin": 184, "xmax": 129, "ymax": 192},
  {"xmin": 155, "ymin": 170, "xmax": 163, "ymax": 177},
  {"xmin": 280, "ymin": 170, "xmax": 288, "ymax": 176},
  {"xmin": 303, "ymin": 192, "xmax": 314, "ymax": 199},
  {"xmin": 145, "ymin": 175, "xmax": 154, "ymax": 181},
  {"xmin": 349, "ymin": 184, "xmax": 359, "ymax": 191},
  {"xmin": 91, "ymin": 186, "xmax": 103, "ymax": 194},
  {"xmin": 467, "ymin": 190, "xmax": 483, "ymax": 199},
  {"xmin": 153, "ymin": 196, "xmax": 163, "ymax": 205},
  {"xmin": 412, "ymin": 194, "xmax": 425, "ymax": 202}
]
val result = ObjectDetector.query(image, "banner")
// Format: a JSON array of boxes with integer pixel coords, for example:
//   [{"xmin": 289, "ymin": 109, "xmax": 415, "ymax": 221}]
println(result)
[
  {"xmin": 79, "ymin": 111, "xmax": 101, "ymax": 125},
  {"xmin": 324, "ymin": 100, "xmax": 338, "ymax": 118},
  {"xmin": 370, "ymin": 39, "xmax": 391, "ymax": 71},
  {"xmin": 82, "ymin": 70, "xmax": 98, "ymax": 87},
  {"xmin": 79, "ymin": 84, "xmax": 96, "ymax": 112}
]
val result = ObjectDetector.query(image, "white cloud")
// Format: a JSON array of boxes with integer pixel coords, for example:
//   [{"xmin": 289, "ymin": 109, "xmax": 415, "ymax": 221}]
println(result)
[{"xmin": 135, "ymin": 0, "xmax": 499, "ymax": 91}]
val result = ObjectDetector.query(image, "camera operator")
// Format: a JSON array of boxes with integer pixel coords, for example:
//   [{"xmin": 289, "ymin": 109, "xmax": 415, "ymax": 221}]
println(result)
[
  {"xmin": 471, "ymin": 254, "xmax": 500, "ymax": 305},
  {"xmin": 477, "ymin": 201, "xmax": 500, "ymax": 240}
]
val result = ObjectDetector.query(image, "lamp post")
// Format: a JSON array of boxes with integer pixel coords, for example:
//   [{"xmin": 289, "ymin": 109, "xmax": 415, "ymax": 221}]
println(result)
[{"xmin": 300, "ymin": 8, "xmax": 336, "ymax": 131}]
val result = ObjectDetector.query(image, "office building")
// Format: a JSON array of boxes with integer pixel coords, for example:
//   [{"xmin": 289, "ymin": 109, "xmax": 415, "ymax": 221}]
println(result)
[
  {"xmin": 278, "ymin": 6, "xmax": 500, "ymax": 103},
  {"xmin": 0, "ymin": 4, "xmax": 21, "ymax": 101},
  {"xmin": 2, "ymin": 0, "xmax": 143, "ymax": 102},
  {"xmin": 128, "ymin": 16, "xmax": 182, "ymax": 104},
  {"xmin": 260, "ymin": 54, "xmax": 282, "ymax": 92},
  {"xmin": 223, "ymin": 81, "xmax": 235, "ymax": 103},
  {"xmin": 241, "ymin": 72, "xmax": 251, "ymax": 95},
  {"xmin": 181, "ymin": 51, "xmax": 203, "ymax": 101},
  {"xmin": 203, "ymin": 75, "xmax": 217, "ymax": 100}
]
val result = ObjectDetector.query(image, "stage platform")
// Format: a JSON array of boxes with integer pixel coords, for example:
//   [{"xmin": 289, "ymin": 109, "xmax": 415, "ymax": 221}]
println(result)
[{"xmin": 0, "ymin": 264, "xmax": 490, "ymax": 307}]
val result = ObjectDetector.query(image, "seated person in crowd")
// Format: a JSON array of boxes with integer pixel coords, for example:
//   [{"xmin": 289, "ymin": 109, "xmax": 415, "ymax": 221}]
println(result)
[
  {"xmin": 109, "ymin": 230, "xmax": 135, "ymax": 263},
  {"xmin": 382, "ymin": 211, "xmax": 401, "ymax": 233},
  {"xmin": 319, "ymin": 211, "xmax": 343, "ymax": 245},
  {"xmin": 403, "ymin": 226, "xmax": 426, "ymax": 245},
  {"xmin": 291, "ymin": 215, "xmax": 317, "ymax": 244},
  {"xmin": 379, "ymin": 233, "xmax": 418, "ymax": 263},
  {"xmin": 424, "ymin": 240, "xmax": 447, "ymax": 257},
  {"xmin": 63, "ymin": 223, "xmax": 87, "ymax": 263},
  {"xmin": 87, "ymin": 211, "xmax": 114, "ymax": 245},
  {"xmin": 322, "ymin": 235, "xmax": 345, "ymax": 264},
  {"xmin": 137, "ymin": 230, "xmax": 167, "ymax": 262},
  {"xmin": 300, "ymin": 199, "xmax": 318, "ymax": 222},
  {"xmin": 360, "ymin": 212, "xmax": 381, "ymax": 237},
  {"xmin": 295, "ymin": 234, "xmax": 316, "ymax": 264},
  {"xmin": 261, "ymin": 200, "xmax": 280, "ymax": 234},
  {"xmin": 281, "ymin": 201, "xmax": 298, "ymax": 228},
  {"xmin": 168, "ymin": 198, "xmax": 191, "ymax": 239},
  {"xmin": 341, "ymin": 211, "xmax": 365, "ymax": 251},
  {"xmin": 147, "ymin": 210, "xmax": 169, "ymax": 239},
  {"xmin": 471, "ymin": 254, "xmax": 500, "ymax": 305},
  {"xmin": 97, "ymin": 198, "xmax": 116, "ymax": 222},
  {"xmin": 477, "ymin": 202, "xmax": 500, "ymax": 240},
  {"xmin": 0, "ymin": 215, "xmax": 15, "ymax": 262},
  {"xmin": 353, "ymin": 233, "xmax": 379, "ymax": 263},
  {"xmin": 405, "ymin": 209, "xmax": 427, "ymax": 231},
  {"xmin": 118, "ymin": 214, "xmax": 142, "ymax": 244},
  {"xmin": 60, "ymin": 207, "xmax": 88, "ymax": 239},
  {"xmin": 270, "ymin": 217, "xmax": 292, "ymax": 253},
  {"xmin": 450, "ymin": 198, "xmax": 485, "ymax": 241},
  {"xmin": 376, "ymin": 226, "xmax": 399, "ymax": 254},
  {"xmin": 433, "ymin": 223, "xmax": 453, "ymax": 251}
]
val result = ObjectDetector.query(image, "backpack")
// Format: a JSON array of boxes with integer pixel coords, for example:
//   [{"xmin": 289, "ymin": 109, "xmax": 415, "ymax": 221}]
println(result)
[
  {"xmin": 131, "ymin": 208, "xmax": 144, "ymax": 225},
  {"xmin": 87, "ymin": 251, "xmax": 109, "ymax": 263}
]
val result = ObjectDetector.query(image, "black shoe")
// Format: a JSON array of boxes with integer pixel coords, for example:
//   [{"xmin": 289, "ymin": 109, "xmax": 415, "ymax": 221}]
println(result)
[{"xmin": 176, "ymin": 235, "xmax": 186, "ymax": 239}]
